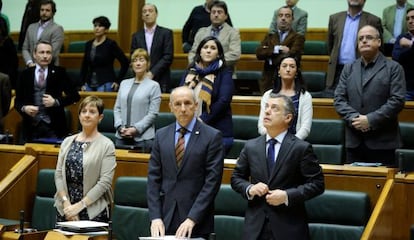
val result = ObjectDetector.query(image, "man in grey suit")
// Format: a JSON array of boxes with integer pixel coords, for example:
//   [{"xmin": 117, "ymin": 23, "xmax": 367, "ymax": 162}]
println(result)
[
  {"xmin": 334, "ymin": 25, "xmax": 406, "ymax": 165},
  {"xmin": 188, "ymin": 0, "xmax": 241, "ymax": 70},
  {"xmin": 269, "ymin": 0, "xmax": 308, "ymax": 35},
  {"xmin": 131, "ymin": 3, "xmax": 173, "ymax": 93},
  {"xmin": 22, "ymin": 0, "xmax": 64, "ymax": 67},
  {"xmin": 231, "ymin": 93, "xmax": 324, "ymax": 240},
  {"xmin": 326, "ymin": 0, "xmax": 382, "ymax": 94},
  {"xmin": 147, "ymin": 86, "xmax": 224, "ymax": 239}
]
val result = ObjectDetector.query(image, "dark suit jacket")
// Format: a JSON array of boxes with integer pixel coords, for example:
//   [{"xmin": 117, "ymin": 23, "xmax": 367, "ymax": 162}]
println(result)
[
  {"xmin": 80, "ymin": 38, "xmax": 129, "ymax": 86},
  {"xmin": 147, "ymin": 120, "xmax": 224, "ymax": 236},
  {"xmin": 0, "ymin": 72, "xmax": 11, "ymax": 120},
  {"xmin": 130, "ymin": 26, "xmax": 173, "ymax": 91},
  {"xmin": 334, "ymin": 53, "xmax": 406, "ymax": 149},
  {"xmin": 180, "ymin": 67, "xmax": 234, "ymax": 138},
  {"xmin": 231, "ymin": 133, "xmax": 324, "ymax": 240},
  {"xmin": 15, "ymin": 65, "xmax": 80, "ymax": 141},
  {"xmin": 327, "ymin": 11, "xmax": 382, "ymax": 87},
  {"xmin": 256, "ymin": 30, "xmax": 305, "ymax": 93}
]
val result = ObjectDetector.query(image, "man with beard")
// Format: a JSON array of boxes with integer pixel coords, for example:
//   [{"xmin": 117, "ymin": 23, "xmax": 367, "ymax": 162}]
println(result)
[
  {"xmin": 256, "ymin": 6, "xmax": 305, "ymax": 93},
  {"xmin": 326, "ymin": 0, "xmax": 382, "ymax": 95},
  {"xmin": 22, "ymin": 0, "xmax": 64, "ymax": 67},
  {"xmin": 334, "ymin": 25, "xmax": 405, "ymax": 165}
]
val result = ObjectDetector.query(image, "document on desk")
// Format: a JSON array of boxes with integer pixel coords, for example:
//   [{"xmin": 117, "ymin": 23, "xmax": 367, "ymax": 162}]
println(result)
[
  {"xmin": 55, "ymin": 220, "xmax": 108, "ymax": 235},
  {"xmin": 140, "ymin": 236, "xmax": 204, "ymax": 240}
]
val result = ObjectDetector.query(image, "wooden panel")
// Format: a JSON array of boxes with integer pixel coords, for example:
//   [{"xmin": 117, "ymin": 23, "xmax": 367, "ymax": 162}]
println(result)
[{"xmin": 0, "ymin": 145, "xmax": 26, "ymax": 180}]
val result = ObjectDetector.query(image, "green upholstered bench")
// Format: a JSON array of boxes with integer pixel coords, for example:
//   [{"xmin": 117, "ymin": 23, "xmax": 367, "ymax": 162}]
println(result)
[
  {"xmin": 303, "ymin": 71, "xmax": 326, "ymax": 98},
  {"xmin": 112, "ymin": 176, "xmax": 150, "ymax": 240},
  {"xmin": 396, "ymin": 149, "xmax": 414, "ymax": 173},
  {"xmin": 98, "ymin": 109, "xmax": 116, "ymax": 144},
  {"xmin": 31, "ymin": 169, "xmax": 57, "ymax": 231},
  {"xmin": 306, "ymin": 190, "xmax": 370, "ymax": 240},
  {"xmin": 67, "ymin": 41, "xmax": 86, "ymax": 53},
  {"xmin": 214, "ymin": 184, "xmax": 246, "ymax": 240},
  {"xmin": 226, "ymin": 115, "xmax": 260, "ymax": 159},
  {"xmin": 240, "ymin": 41, "xmax": 260, "ymax": 54},
  {"xmin": 154, "ymin": 112, "xmax": 175, "ymax": 131},
  {"xmin": 400, "ymin": 122, "xmax": 414, "ymax": 149},
  {"xmin": 234, "ymin": 70, "xmax": 261, "ymax": 96},
  {"xmin": 306, "ymin": 119, "xmax": 345, "ymax": 164},
  {"xmin": 304, "ymin": 40, "xmax": 328, "ymax": 55}
]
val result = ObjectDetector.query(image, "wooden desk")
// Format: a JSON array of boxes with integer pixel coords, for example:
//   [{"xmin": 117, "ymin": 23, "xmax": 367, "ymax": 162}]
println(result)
[
  {"xmin": 44, "ymin": 231, "xmax": 107, "ymax": 240},
  {"xmin": 0, "ymin": 230, "xmax": 47, "ymax": 240}
]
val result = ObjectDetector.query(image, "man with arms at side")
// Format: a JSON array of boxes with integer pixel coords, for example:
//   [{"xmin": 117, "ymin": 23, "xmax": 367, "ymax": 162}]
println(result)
[
  {"xmin": 15, "ymin": 40, "xmax": 80, "ymax": 144},
  {"xmin": 131, "ymin": 3, "xmax": 173, "ymax": 93},
  {"xmin": 269, "ymin": 0, "xmax": 308, "ymax": 36},
  {"xmin": 231, "ymin": 93, "xmax": 324, "ymax": 240},
  {"xmin": 334, "ymin": 25, "xmax": 406, "ymax": 166},
  {"xmin": 382, "ymin": 0, "xmax": 413, "ymax": 47},
  {"xmin": 22, "ymin": 0, "xmax": 64, "ymax": 67},
  {"xmin": 188, "ymin": 0, "xmax": 240, "ymax": 71},
  {"xmin": 147, "ymin": 86, "xmax": 224, "ymax": 239},
  {"xmin": 182, "ymin": 0, "xmax": 233, "ymax": 53},
  {"xmin": 327, "ymin": 0, "xmax": 382, "ymax": 95},
  {"xmin": 392, "ymin": 8, "xmax": 414, "ymax": 100},
  {"xmin": 256, "ymin": 6, "xmax": 305, "ymax": 93}
]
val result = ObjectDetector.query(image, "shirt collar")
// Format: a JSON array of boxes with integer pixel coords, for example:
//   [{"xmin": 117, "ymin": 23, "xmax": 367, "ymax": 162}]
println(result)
[
  {"xmin": 266, "ymin": 130, "xmax": 288, "ymax": 144},
  {"xmin": 144, "ymin": 24, "xmax": 157, "ymax": 34},
  {"xmin": 175, "ymin": 117, "xmax": 197, "ymax": 133}
]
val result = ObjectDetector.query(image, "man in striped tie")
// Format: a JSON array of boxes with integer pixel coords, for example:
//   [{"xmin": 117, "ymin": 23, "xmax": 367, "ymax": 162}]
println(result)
[{"xmin": 148, "ymin": 86, "xmax": 224, "ymax": 239}]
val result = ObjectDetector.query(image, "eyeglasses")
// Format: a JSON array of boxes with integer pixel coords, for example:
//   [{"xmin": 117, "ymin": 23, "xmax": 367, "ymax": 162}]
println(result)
[{"xmin": 358, "ymin": 35, "xmax": 379, "ymax": 42}]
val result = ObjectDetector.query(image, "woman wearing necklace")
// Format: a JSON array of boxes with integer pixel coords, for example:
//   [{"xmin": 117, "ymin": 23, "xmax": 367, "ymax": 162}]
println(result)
[
  {"xmin": 181, "ymin": 36, "xmax": 234, "ymax": 154},
  {"xmin": 79, "ymin": 16, "xmax": 129, "ymax": 92},
  {"xmin": 55, "ymin": 96, "xmax": 116, "ymax": 222},
  {"xmin": 113, "ymin": 48, "xmax": 161, "ymax": 151}
]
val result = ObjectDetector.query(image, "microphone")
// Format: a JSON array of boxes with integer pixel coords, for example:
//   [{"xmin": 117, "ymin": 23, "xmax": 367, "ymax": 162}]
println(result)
[{"xmin": 19, "ymin": 210, "xmax": 24, "ymax": 233}]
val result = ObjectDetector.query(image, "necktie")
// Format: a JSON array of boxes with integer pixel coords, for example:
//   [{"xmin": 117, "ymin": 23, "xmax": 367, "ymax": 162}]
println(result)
[
  {"xmin": 38, "ymin": 68, "xmax": 45, "ymax": 87},
  {"xmin": 175, "ymin": 127, "xmax": 187, "ymax": 167},
  {"xmin": 267, "ymin": 138, "xmax": 277, "ymax": 174},
  {"xmin": 279, "ymin": 31, "xmax": 285, "ymax": 42}
]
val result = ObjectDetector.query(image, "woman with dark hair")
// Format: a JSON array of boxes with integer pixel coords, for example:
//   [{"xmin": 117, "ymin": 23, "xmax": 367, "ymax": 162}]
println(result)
[
  {"xmin": 181, "ymin": 35, "xmax": 234, "ymax": 153},
  {"xmin": 80, "ymin": 16, "xmax": 129, "ymax": 92},
  {"xmin": 55, "ymin": 96, "xmax": 116, "ymax": 223},
  {"xmin": 257, "ymin": 54, "xmax": 313, "ymax": 139},
  {"xmin": 0, "ymin": 16, "xmax": 18, "ymax": 89}
]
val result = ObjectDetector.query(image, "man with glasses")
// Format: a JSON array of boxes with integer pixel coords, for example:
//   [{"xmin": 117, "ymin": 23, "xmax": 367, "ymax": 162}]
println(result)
[
  {"xmin": 334, "ymin": 25, "xmax": 406, "ymax": 166},
  {"xmin": 326, "ymin": 0, "xmax": 382, "ymax": 96}
]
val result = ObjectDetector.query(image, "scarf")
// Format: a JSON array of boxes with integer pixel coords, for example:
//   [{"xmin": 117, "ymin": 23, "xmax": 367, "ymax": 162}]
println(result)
[{"xmin": 184, "ymin": 59, "xmax": 222, "ymax": 114}]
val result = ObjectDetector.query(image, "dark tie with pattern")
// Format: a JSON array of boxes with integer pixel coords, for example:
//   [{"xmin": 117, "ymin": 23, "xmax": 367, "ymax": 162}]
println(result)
[
  {"xmin": 38, "ymin": 68, "xmax": 45, "ymax": 87},
  {"xmin": 267, "ymin": 138, "xmax": 277, "ymax": 174},
  {"xmin": 175, "ymin": 127, "xmax": 187, "ymax": 167}
]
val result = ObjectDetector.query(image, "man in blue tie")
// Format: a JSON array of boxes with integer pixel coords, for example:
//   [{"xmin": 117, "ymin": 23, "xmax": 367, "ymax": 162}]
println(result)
[{"xmin": 231, "ymin": 93, "xmax": 324, "ymax": 240}]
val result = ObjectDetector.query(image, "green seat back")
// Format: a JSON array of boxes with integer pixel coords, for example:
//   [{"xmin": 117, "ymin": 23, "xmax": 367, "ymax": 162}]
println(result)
[
  {"xmin": 155, "ymin": 112, "xmax": 175, "ymax": 130},
  {"xmin": 31, "ymin": 169, "xmax": 56, "ymax": 231},
  {"xmin": 170, "ymin": 69, "xmax": 185, "ymax": 90},
  {"xmin": 302, "ymin": 71, "xmax": 326, "ymax": 98},
  {"xmin": 67, "ymin": 41, "xmax": 86, "ymax": 53},
  {"xmin": 227, "ymin": 115, "xmax": 260, "ymax": 158},
  {"xmin": 306, "ymin": 119, "xmax": 345, "ymax": 164},
  {"xmin": 234, "ymin": 71, "xmax": 261, "ymax": 95},
  {"xmin": 214, "ymin": 184, "xmax": 246, "ymax": 240},
  {"xmin": 306, "ymin": 190, "xmax": 370, "ymax": 240},
  {"xmin": 98, "ymin": 109, "xmax": 116, "ymax": 144},
  {"xmin": 112, "ymin": 177, "xmax": 149, "ymax": 240},
  {"xmin": 304, "ymin": 40, "xmax": 328, "ymax": 55},
  {"xmin": 241, "ymin": 41, "xmax": 260, "ymax": 54},
  {"xmin": 396, "ymin": 149, "xmax": 414, "ymax": 172},
  {"xmin": 400, "ymin": 122, "xmax": 414, "ymax": 149}
]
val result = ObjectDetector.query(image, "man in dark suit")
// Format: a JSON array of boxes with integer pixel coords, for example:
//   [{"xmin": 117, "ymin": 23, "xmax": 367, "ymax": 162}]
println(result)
[
  {"xmin": 147, "ymin": 86, "xmax": 224, "ymax": 239},
  {"xmin": 22, "ymin": 0, "xmax": 64, "ymax": 67},
  {"xmin": 15, "ymin": 40, "xmax": 80, "ymax": 144},
  {"xmin": 130, "ymin": 3, "xmax": 173, "ymax": 93},
  {"xmin": 256, "ymin": 6, "xmax": 305, "ymax": 94},
  {"xmin": 327, "ymin": 0, "xmax": 382, "ymax": 93},
  {"xmin": 231, "ymin": 93, "xmax": 324, "ymax": 240},
  {"xmin": 334, "ymin": 25, "xmax": 406, "ymax": 165}
]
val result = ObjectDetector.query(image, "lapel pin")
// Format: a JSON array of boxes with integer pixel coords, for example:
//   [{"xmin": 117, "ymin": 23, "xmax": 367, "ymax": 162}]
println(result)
[{"xmin": 195, "ymin": 131, "xmax": 200, "ymax": 135}]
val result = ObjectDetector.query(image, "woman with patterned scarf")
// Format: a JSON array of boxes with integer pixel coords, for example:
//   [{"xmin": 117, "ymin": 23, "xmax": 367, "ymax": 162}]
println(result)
[{"xmin": 181, "ymin": 36, "xmax": 234, "ymax": 154}]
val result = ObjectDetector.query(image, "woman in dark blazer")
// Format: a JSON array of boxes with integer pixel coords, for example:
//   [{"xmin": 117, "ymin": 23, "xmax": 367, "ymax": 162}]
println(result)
[
  {"xmin": 181, "ymin": 35, "xmax": 234, "ymax": 154},
  {"xmin": 80, "ymin": 16, "xmax": 129, "ymax": 92}
]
